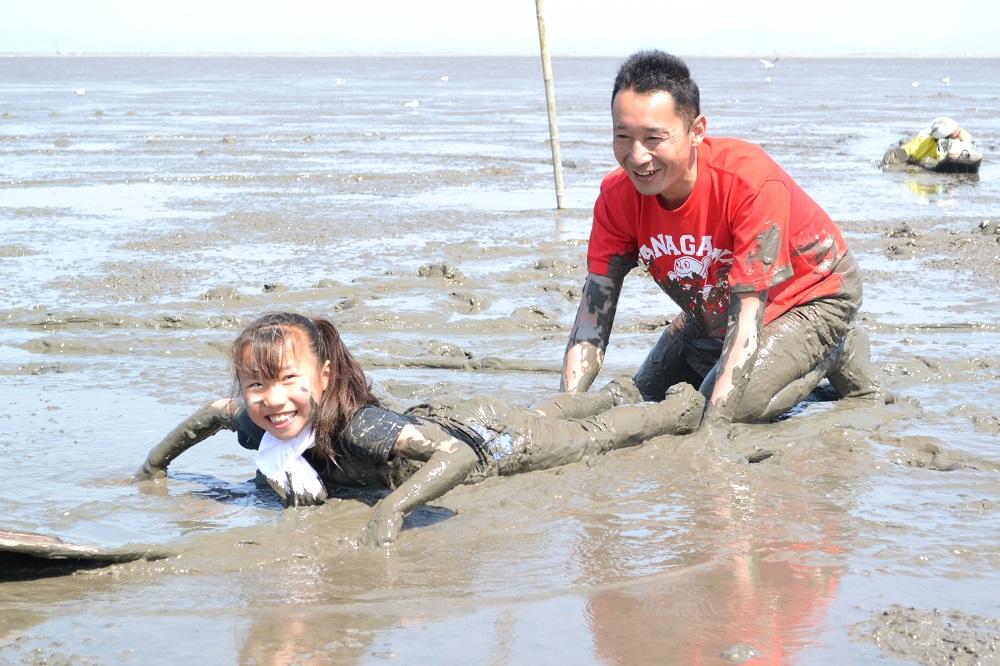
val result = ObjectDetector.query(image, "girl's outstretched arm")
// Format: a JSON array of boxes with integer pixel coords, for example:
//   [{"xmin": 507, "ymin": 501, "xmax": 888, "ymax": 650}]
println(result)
[
  {"xmin": 133, "ymin": 398, "xmax": 238, "ymax": 481},
  {"xmin": 359, "ymin": 423, "xmax": 478, "ymax": 548}
]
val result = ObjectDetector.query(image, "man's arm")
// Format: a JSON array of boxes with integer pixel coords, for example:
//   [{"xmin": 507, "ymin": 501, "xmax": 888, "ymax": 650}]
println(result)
[
  {"xmin": 358, "ymin": 422, "xmax": 479, "ymax": 548},
  {"xmin": 133, "ymin": 398, "xmax": 238, "ymax": 480},
  {"xmin": 561, "ymin": 273, "xmax": 624, "ymax": 393},
  {"xmin": 705, "ymin": 290, "xmax": 767, "ymax": 423}
]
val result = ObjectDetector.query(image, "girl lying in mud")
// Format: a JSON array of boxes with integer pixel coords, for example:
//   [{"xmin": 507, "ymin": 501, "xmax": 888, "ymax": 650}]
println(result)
[{"xmin": 134, "ymin": 312, "xmax": 704, "ymax": 547}]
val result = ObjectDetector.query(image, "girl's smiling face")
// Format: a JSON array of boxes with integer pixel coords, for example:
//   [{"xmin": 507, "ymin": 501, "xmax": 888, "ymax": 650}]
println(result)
[{"xmin": 238, "ymin": 327, "xmax": 331, "ymax": 440}]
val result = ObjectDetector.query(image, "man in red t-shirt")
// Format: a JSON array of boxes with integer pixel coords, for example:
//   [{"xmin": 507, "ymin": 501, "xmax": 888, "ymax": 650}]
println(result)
[{"xmin": 545, "ymin": 50, "xmax": 882, "ymax": 426}]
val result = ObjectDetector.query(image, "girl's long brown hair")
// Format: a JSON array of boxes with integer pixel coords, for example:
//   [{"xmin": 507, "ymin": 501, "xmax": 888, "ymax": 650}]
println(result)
[{"xmin": 231, "ymin": 312, "xmax": 380, "ymax": 460}]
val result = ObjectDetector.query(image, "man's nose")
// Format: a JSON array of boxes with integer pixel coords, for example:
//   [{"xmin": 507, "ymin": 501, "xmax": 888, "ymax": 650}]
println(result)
[{"xmin": 629, "ymin": 140, "xmax": 651, "ymax": 165}]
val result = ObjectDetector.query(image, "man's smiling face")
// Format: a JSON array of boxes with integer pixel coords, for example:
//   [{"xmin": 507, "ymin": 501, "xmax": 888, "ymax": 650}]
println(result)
[{"xmin": 611, "ymin": 88, "xmax": 705, "ymax": 208}]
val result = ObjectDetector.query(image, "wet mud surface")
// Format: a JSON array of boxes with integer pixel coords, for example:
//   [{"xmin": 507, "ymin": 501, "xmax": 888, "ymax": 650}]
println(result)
[{"xmin": 1, "ymin": 56, "xmax": 999, "ymax": 663}]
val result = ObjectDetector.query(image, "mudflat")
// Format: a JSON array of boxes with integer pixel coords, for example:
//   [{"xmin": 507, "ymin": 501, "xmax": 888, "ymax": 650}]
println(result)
[{"xmin": 1, "ymin": 56, "xmax": 998, "ymax": 663}]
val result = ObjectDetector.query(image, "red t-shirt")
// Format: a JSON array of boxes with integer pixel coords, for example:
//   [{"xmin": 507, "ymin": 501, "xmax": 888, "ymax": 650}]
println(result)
[{"xmin": 588, "ymin": 136, "xmax": 848, "ymax": 338}]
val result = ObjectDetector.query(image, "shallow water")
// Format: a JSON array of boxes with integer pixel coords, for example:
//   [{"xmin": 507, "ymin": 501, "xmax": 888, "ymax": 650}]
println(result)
[{"xmin": 1, "ymin": 56, "xmax": 999, "ymax": 664}]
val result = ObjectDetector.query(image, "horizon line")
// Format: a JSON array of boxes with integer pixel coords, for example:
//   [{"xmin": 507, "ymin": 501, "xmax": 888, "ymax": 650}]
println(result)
[{"xmin": 3, "ymin": 51, "xmax": 995, "ymax": 59}]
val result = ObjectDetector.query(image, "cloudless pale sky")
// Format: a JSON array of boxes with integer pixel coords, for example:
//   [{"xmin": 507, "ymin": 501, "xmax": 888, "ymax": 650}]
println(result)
[{"xmin": 2, "ymin": 0, "xmax": 997, "ymax": 57}]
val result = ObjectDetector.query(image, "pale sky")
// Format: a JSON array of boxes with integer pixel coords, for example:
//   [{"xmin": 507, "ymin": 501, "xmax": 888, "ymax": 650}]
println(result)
[{"xmin": 2, "ymin": 0, "xmax": 996, "ymax": 57}]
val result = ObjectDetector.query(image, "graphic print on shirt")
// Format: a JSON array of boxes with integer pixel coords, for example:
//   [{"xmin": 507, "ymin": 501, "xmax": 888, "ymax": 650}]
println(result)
[{"xmin": 638, "ymin": 233, "xmax": 734, "ymax": 336}]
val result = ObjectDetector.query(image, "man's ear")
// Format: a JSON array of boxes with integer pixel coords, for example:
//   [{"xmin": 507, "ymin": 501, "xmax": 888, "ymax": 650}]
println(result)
[{"xmin": 690, "ymin": 114, "xmax": 707, "ymax": 145}]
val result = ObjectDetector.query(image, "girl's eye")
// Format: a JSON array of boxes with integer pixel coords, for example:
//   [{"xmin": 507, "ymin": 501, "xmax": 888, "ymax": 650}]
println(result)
[
  {"xmin": 282, "ymin": 374, "xmax": 298, "ymax": 383},
  {"xmin": 245, "ymin": 382, "xmax": 263, "ymax": 391}
]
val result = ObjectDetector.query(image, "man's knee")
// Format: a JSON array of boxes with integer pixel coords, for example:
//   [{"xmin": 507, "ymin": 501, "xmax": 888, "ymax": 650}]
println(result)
[
  {"xmin": 633, "ymin": 366, "xmax": 668, "ymax": 402},
  {"xmin": 827, "ymin": 324, "xmax": 887, "ymax": 400}
]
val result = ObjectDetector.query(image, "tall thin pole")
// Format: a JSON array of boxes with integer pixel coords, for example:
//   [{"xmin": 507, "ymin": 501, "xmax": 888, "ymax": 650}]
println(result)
[{"xmin": 534, "ymin": 0, "xmax": 566, "ymax": 209}]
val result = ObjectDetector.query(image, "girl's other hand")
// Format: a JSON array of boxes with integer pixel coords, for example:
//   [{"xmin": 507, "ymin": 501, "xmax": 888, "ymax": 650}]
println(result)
[
  {"xmin": 132, "ymin": 461, "xmax": 167, "ymax": 482},
  {"xmin": 359, "ymin": 509, "xmax": 403, "ymax": 548}
]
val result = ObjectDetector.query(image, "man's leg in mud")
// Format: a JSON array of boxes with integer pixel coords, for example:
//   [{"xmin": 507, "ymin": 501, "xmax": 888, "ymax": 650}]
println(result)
[
  {"xmin": 698, "ymin": 248, "xmax": 883, "ymax": 423},
  {"xmin": 825, "ymin": 324, "xmax": 887, "ymax": 400},
  {"xmin": 822, "ymin": 251, "xmax": 886, "ymax": 401},
  {"xmin": 506, "ymin": 383, "xmax": 705, "ymax": 474},
  {"xmin": 699, "ymin": 301, "xmax": 854, "ymax": 423},
  {"xmin": 633, "ymin": 312, "xmax": 708, "ymax": 402}
]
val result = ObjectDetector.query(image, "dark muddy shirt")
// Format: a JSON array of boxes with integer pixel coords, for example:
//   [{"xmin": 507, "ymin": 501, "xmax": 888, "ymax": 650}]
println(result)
[{"xmin": 236, "ymin": 405, "xmax": 489, "ymax": 489}]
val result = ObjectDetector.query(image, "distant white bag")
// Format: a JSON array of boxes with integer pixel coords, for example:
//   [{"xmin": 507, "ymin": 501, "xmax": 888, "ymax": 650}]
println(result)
[{"xmin": 939, "ymin": 137, "xmax": 977, "ymax": 157}]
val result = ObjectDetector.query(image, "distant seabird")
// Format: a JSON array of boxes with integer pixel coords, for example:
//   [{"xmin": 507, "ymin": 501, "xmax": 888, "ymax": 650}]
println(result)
[{"xmin": 759, "ymin": 57, "xmax": 779, "ymax": 69}]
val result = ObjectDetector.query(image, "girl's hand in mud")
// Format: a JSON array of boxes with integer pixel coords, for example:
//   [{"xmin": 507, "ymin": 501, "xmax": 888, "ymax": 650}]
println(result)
[
  {"xmin": 359, "ymin": 509, "xmax": 403, "ymax": 548},
  {"xmin": 132, "ymin": 461, "xmax": 167, "ymax": 482}
]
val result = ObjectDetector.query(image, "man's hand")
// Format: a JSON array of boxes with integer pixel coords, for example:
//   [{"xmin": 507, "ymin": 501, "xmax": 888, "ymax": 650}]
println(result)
[
  {"xmin": 697, "ymin": 403, "xmax": 733, "ymax": 449},
  {"xmin": 359, "ymin": 509, "xmax": 403, "ymax": 548},
  {"xmin": 706, "ymin": 291, "xmax": 766, "ymax": 422}
]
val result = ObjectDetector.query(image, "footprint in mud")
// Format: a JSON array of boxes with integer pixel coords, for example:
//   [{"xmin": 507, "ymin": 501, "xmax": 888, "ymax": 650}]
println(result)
[
  {"xmin": 203, "ymin": 286, "xmax": 241, "ymax": 300},
  {"xmin": 509, "ymin": 305, "xmax": 561, "ymax": 330},
  {"xmin": 855, "ymin": 605, "xmax": 1000, "ymax": 664},
  {"xmin": 418, "ymin": 263, "xmax": 465, "ymax": 282},
  {"xmin": 886, "ymin": 437, "xmax": 980, "ymax": 472},
  {"xmin": 746, "ymin": 449, "xmax": 775, "ymax": 464},
  {"xmin": 420, "ymin": 340, "xmax": 472, "ymax": 359},
  {"xmin": 719, "ymin": 644, "xmax": 760, "ymax": 663},
  {"xmin": 449, "ymin": 290, "xmax": 485, "ymax": 313}
]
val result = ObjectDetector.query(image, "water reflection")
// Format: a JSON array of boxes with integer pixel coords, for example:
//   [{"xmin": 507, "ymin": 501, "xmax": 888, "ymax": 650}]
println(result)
[
  {"xmin": 580, "ymin": 480, "xmax": 846, "ymax": 664},
  {"xmin": 239, "ymin": 611, "xmax": 378, "ymax": 665},
  {"xmin": 902, "ymin": 172, "xmax": 979, "ymax": 202}
]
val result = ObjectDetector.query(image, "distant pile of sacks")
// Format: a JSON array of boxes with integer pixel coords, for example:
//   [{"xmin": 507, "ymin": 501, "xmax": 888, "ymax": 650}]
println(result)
[{"xmin": 882, "ymin": 117, "xmax": 982, "ymax": 174}]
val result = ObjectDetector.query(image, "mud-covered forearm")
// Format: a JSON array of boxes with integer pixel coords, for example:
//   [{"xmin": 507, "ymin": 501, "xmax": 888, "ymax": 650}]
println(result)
[
  {"xmin": 561, "ymin": 273, "xmax": 623, "ymax": 392},
  {"xmin": 561, "ymin": 342, "xmax": 605, "ymax": 394},
  {"xmin": 134, "ymin": 399, "xmax": 237, "ymax": 480},
  {"xmin": 360, "ymin": 422, "xmax": 479, "ymax": 546},
  {"xmin": 376, "ymin": 443, "xmax": 477, "ymax": 519},
  {"xmin": 707, "ymin": 291, "xmax": 766, "ymax": 423}
]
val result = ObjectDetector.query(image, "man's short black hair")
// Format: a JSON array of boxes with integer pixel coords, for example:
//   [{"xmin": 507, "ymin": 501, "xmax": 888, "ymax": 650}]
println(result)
[{"xmin": 612, "ymin": 50, "xmax": 700, "ymax": 129}]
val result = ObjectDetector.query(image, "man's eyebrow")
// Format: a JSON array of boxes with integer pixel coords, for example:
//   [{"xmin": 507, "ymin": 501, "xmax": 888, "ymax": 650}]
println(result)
[{"xmin": 613, "ymin": 123, "xmax": 672, "ymax": 133}]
